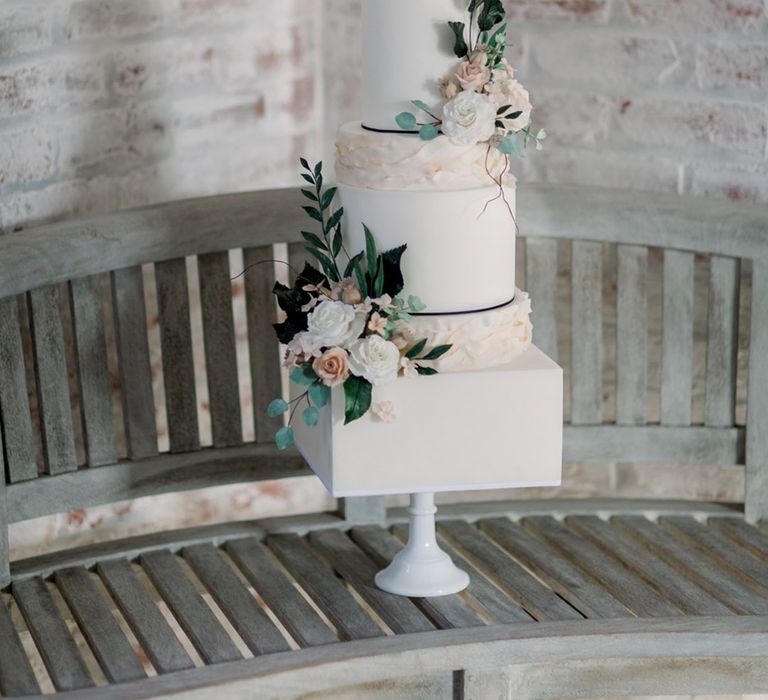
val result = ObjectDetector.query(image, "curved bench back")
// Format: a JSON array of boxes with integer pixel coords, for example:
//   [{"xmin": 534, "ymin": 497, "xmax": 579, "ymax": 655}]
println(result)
[{"xmin": 0, "ymin": 184, "xmax": 766, "ymax": 583}]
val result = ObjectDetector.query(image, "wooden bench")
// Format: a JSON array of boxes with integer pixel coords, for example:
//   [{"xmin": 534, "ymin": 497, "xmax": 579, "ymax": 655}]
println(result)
[{"xmin": 0, "ymin": 184, "xmax": 767, "ymax": 699}]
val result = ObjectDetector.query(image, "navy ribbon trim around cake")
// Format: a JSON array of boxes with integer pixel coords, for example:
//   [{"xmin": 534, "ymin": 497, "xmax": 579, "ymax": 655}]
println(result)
[
  {"xmin": 411, "ymin": 294, "xmax": 517, "ymax": 317},
  {"xmin": 361, "ymin": 123, "xmax": 418, "ymax": 135}
]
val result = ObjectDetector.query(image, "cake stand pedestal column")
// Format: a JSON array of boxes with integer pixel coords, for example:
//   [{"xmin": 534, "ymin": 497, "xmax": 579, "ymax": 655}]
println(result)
[{"xmin": 374, "ymin": 492, "xmax": 469, "ymax": 597}]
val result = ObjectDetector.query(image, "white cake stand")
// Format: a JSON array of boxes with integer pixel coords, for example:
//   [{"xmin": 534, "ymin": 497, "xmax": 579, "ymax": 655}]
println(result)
[{"xmin": 374, "ymin": 492, "xmax": 469, "ymax": 597}]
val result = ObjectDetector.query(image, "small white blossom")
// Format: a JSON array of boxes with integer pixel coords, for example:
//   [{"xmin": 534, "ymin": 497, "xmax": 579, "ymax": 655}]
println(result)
[
  {"xmin": 372, "ymin": 401, "xmax": 397, "ymax": 423},
  {"xmin": 368, "ymin": 312, "xmax": 388, "ymax": 336},
  {"xmin": 399, "ymin": 356, "xmax": 419, "ymax": 378}
]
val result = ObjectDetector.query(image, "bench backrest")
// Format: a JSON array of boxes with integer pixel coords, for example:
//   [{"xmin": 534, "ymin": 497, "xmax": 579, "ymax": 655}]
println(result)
[{"xmin": 0, "ymin": 184, "xmax": 767, "ymax": 582}]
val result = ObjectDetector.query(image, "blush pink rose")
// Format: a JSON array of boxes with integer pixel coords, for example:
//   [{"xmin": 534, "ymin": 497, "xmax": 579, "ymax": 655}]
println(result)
[{"xmin": 312, "ymin": 347, "xmax": 350, "ymax": 387}]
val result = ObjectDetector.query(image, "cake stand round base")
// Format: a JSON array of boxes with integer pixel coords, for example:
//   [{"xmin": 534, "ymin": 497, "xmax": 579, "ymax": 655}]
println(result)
[{"xmin": 374, "ymin": 492, "xmax": 470, "ymax": 597}]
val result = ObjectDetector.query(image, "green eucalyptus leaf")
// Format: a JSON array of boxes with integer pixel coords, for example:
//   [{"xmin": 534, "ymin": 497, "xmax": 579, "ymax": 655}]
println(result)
[
  {"xmin": 303, "ymin": 406, "xmax": 320, "ymax": 428},
  {"xmin": 267, "ymin": 398, "xmax": 289, "ymax": 417},
  {"xmin": 301, "ymin": 188, "xmax": 318, "ymax": 201},
  {"xmin": 497, "ymin": 133, "xmax": 524, "ymax": 157},
  {"xmin": 320, "ymin": 186, "xmax": 338, "ymax": 210},
  {"xmin": 302, "ymin": 206, "xmax": 323, "ymax": 223},
  {"xmin": 300, "ymin": 173, "xmax": 315, "ymax": 185},
  {"xmin": 416, "ymin": 366, "xmax": 439, "ymax": 376},
  {"xmin": 406, "ymin": 338, "xmax": 428, "ymax": 359},
  {"xmin": 308, "ymin": 382, "xmax": 331, "ymax": 408},
  {"xmin": 448, "ymin": 21, "xmax": 468, "ymax": 58},
  {"xmin": 275, "ymin": 426, "xmax": 294, "ymax": 450},
  {"xmin": 395, "ymin": 112, "xmax": 417, "ymax": 130},
  {"xmin": 343, "ymin": 375, "xmax": 372, "ymax": 424},
  {"xmin": 419, "ymin": 124, "xmax": 439, "ymax": 140},
  {"xmin": 300, "ymin": 157, "xmax": 310, "ymax": 171},
  {"xmin": 422, "ymin": 344, "xmax": 452, "ymax": 361},
  {"xmin": 344, "ymin": 251, "xmax": 365, "ymax": 278},
  {"xmin": 411, "ymin": 99, "xmax": 435, "ymax": 117},
  {"xmin": 325, "ymin": 207, "xmax": 344, "ymax": 233},
  {"xmin": 332, "ymin": 229, "xmax": 343, "ymax": 258},
  {"xmin": 364, "ymin": 225, "xmax": 378, "ymax": 272},
  {"xmin": 290, "ymin": 365, "xmax": 318, "ymax": 386},
  {"xmin": 537, "ymin": 128, "xmax": 547, "ymax": 140},
  {"xmin": 314, "ymin": 161, "xmax": 323, "ymax": 178},
  {"xmin": 497, "ymin": 104, "xmax": 512, "ymax": 115},
  {"xmin": 407, "ymin": 294, "xmax": 427, "ymax": 312},
  {"xmin": 301, "ymin": 231, "xmax": 327, "ymax": 249},
  {"xmin": 353, "ymin": 257, "xmax": 367, "ymax": 297},
  {"xmin": 373, "ymin": 256, "xmax": 385, "ymax": 298}
]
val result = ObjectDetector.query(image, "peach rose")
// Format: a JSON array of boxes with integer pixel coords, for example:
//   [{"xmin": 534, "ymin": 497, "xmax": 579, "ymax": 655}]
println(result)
[
  {"xmin": 312, "ymin": 347, "xmax": 350, "ymax": 387},
  {"xmin": 440, "ymin": 76, "xmax": 461, "ymax": 100},
  {"xmin": 337, "ymin": 277, "xmax": 362, "ymax": 305},
  {"xmin": 456, "ymin": 59, "xmax": 491, "ymax": 92}
]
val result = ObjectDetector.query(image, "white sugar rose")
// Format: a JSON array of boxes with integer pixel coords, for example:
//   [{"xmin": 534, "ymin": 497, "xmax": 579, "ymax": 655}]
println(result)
[
  {"xmin": 485, "ymin": 77, "xmax": 532, "ymax": 132},
  {"xmin": 441, "ymin": 90, "xmax": 496, "ymax": 146},
  {"xmin": 348, "ymin": 335, "xmax": 401, "ymax": 386},
  {"xmin": 307, "ymin": 300, "xmax": 366, "ymax": 348}
]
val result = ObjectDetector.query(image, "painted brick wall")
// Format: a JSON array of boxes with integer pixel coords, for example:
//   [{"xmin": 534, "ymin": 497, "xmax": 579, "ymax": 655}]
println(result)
[{"xmin": 0, "ymin": 0, "xmax": 322, "ymax": 233}]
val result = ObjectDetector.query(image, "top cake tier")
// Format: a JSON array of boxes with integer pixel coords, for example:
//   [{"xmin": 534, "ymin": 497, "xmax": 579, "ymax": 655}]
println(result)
[{"xmin": 362, "ymin": 0, "xmax": 466, "ymax": 132}]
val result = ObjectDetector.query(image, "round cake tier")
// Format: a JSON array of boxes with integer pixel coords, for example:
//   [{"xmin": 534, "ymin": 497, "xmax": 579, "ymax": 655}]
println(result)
[
  {"xmin": 338, "ymin": 182, "xmax": 517, "ymax": 314},
  {"xmin": 336, "ymin": 122, "xmax": 516, "ymax": 192},
  {"xmin": 361, "ymin": 0, "xmax": 464, "ymax": 131},
  {"xmin": 403, "ymin": 291, "xmax": 532, "ymax": 372}
]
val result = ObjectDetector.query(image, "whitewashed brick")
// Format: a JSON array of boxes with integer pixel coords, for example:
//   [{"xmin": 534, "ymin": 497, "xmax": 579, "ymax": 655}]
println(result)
[
  {"xmin": 696, "ymin": 42, "xmax": 768, "ymax": 92},
  {"xmin": 64, "ymin": 0, "xmax": 169, "ymax": 40},
  {"xmin": 531, "ymin": 91, "xmax": 614, "ymax": 145},
  {"xmin": 623, "ymin": 0, "xmax": 767, "ymax": 33},
  {"xmin": 0, "ymin": 126, "xmax": 57, "ymax": 188},
  {"xmin": 0, "ymin": 5, "xmax": 53, "ymax": 58},
  {"xmin": 504, "ymin": 0, "xmax": 611, "ymax": 22},
  {"xmin": 688, "ymin": 160, "xmax": 768, "ymax": 204}
]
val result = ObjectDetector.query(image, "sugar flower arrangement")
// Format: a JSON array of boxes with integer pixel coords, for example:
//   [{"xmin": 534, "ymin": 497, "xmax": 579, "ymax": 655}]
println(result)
[
  {"xmin": 395, "ymin": 0, "xmax": 545, "ymax": 165},
  {"xmin": 267, "ymin": 160, "xmax": 452, "ymax": 450}
]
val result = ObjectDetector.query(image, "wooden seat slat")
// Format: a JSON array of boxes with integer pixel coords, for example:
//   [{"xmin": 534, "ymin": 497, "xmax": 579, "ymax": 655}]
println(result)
[
  {"xmin": 182, "ymin": 543, "xmax": 290, "ymax": 655},
  {"xmin": 225, "ymin": 537, "xmax": 338, "ymax": 648},
  {"xmin": 707, "ymin": 517, "xmax": 768, "ymax": 561},
  {"xmin": 0, "ymin": 298, "xmax": 38, "ymax": 482},
  {"xmin": 54, "ymin": 566, "xmax": 146, "ymax": 683},
  {"xmin": 12, "ymin": 576, "xmax": 93, "ymax": 691},
  {"xmin": 524, "ymin": 238, "xmax": 558, "ymax": 361},
  {"xmin": 477, "ymin": 518, "xmax": 632, "ymax": 619},
  {"xmin": 0, "ymin": 594, "xmax": 41, "ymax": 697},
  {"xmin": 436, "ymin": 520, "xmax": 581, "ymax": 622},
  {"xmin": 155, "ymin": 258, "xmax": 199, "ymax": 453},
  {"xmin": 566, "ymin": 515, "xmax": 733, "ymax": 616},
  {"xmin": 111, "ymin": 267, "xmax": 158, "ymax": 460},
  {"xmin": 139, "ymin": 550, "xmax": 241, "ymax": 664},
  {"xmin": 96, "ymin": 558, "xmax": 195, "ymax": 675},
  {"xmin": 308, "ymin": 529, "xmax": 436, "ymax": 635},
  {"xmin": 28, "ymin": 286, "xmax": 78, "ymax": 474},
  {"xmin": 267, "ymin": 533, "xmax": 385, "ymax": 641},
  {"xmin": 197, "ymin": 253, "xmax": 243, "ymax": 448},
  {"xmin": 69, "ymin": 276, "xmax": 118, "ymax": 467}
]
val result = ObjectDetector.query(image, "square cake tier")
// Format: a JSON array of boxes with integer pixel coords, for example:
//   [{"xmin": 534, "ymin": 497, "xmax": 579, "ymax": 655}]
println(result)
[{"xmin": 292, "ymin": 345, "xmax": 563, "ymax": 497}]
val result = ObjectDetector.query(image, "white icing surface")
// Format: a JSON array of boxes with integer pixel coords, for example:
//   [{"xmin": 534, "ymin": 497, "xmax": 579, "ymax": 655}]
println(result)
[
  {"xmin": 336, "ymin": 122, "xmax": 516, "ymax": 191},
  {"xmin": 403, "ymin": 291, "xmax": 532, "ymax": 372},
  {"xmin": 362, "ymin": 0, "xmax": 467, "ymax": 131}
]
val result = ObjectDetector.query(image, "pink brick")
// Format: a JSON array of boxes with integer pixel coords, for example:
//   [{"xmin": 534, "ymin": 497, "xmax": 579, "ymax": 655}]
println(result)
[
  {"xmin": 504, "ymin": 0, "xmax": 611, "ymax": 22},
  {"xmin": 696, "ymin": 42, "xmax": 768, "ymax": 92},
  {"xmin": 173, "ymin": 0, "xmax": 310, "ymax": 27},
  {"xmin": 64, "ymin": 0, "xmax": 167, "ymax": 40},
  {"xmin": 624, "ymin": 0, "xmax": 766, "ymax": 32},
  {"xmin": 0, "ymin": 127, "xmax": 57, "ymax": 188},
  {"xmin": 0, "ymin": 6, "xmax": 53, "ymax": 59},
  {"xmin": 688, "ymin": 161, "xmax": 768, "ymax": 204},
  {"xmin": 616, "ymin": 98, "xmax": 767, "ymax": 157},
  {"xmin": 530, "ymin": 91, "xmax": 614, "ymax": 145}
]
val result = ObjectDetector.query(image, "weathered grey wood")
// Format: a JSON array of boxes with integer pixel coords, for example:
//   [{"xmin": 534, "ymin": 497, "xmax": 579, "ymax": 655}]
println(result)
[
  {"xmin": 198, "ymin": 252, "xmax": 242, "ymax": 448},
  {"xmin": 705, "ymin": 256, "xmax": 740, "ymax": 427},
  {"xmin": 12, "ymin": 576, "xmax": 93, "ymax": 691},
  {"xmin": 350, "ymin": 525, "xmax": 485, "ymax": 629},
  {"xmin": 659, "ymin": 516, "xmax": 768, "ymax": 594},
  {"xmin": 613, "ymin": 515, "xmax": 768, "ymax": 615},
  {"xmin": 391, "ymin": 524, "xmax": 532, "ymax": 624},
  {"xmin": 338, "ymin": 496, "xmax": 386, "ymax": 525},
  {"xmin": 0, "ymin": 594, "xmax": 40, "ymax": 696},
  {"xmin": 746, "ymin": 257, "xmax": 768, "ymax": 522},
  {"xmin": 456, "ymin": 668, "xmax": 509, "ymax": 700},
  {"xmin": 524, "ymin": 238, "xmax": 558, "ymax": 360},
  {"xmin": 7, "ymin": 443, "xmax": 309, "ymax": 524},
  {"xmin": 111, "ymin": 267, "xmax": 158, "ymax": 460},
  {"xmin": 140, "ymin": 549, "xmax": 241, "ymax": 664},
  {"xmin": 69, "ymin": 276, "xmax": 118, "ymax": 467},
  {"xmin": 0, "ymin": 471, "xmax": 8, "ymax": 589},
  {"xmin": 477, "ymin": 518, "xmax": 631, "ymax": 619},
  {"xmin": 226, "ymin": 537, "xmax": 338, "ymax": 648},
  {"xmin": 660, "ymin": 250, "xmax": 695, "ymax": 426},
  {"xmin": 182, "ymin": 543, "xmax": 290, "ymax": 655},
  {"xmin": 28, "ymin": 286, "xmax": 78, "ymax": 474},
  {"xmin": 435, "ymin": 520, "xmax": 581, "ymax": 622},
  {"xmin": 566, "ymin": 515, "xmax": 733, "ymax": 616},
  {"xmin": 155, "ymin": 258, "xmax": 199, "ymax": 453},
  {"xmin": 97, "ymin": 558, "xmax": 195, "ymax": 674},
  {"xmin": 242, "ymin": 246, "xmax": 282, "ymax": 444},
  {"xmin": 708, "ymin": 517, "xmax": 768, "ymax": 561},
  {"xmin": 55, "ymin": 566, "xmax": 146, "ymax": 683},
  {"xmin": 571, "ymin": 241, "xmax": 603, "ymax": 424},
  {"xmin": 267, "ymin": 533, "xmax": 385, "ymax": 641},
  {"xmin": 0, "ymin": 298, "xmax": 37, "ymax": 482},
  {"xmin": 308, "ymin": 529, "xmax": 435, "ymax": 634},
  {"xmin": 616, "ymin": 245, "xmax": 648, "ymax": 425}
]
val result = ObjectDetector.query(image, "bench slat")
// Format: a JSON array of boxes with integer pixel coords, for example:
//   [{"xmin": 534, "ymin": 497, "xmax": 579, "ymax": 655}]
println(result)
[
  {"xmin": 97, "ymin": 558, "xmax": 194, "ymax": 675},
  {"xmin": 571, "ymin": 241, "xmax": 603, "ymax": 424},
  {"xmin": 0, "ymin": 298, "xmax": 37, "ymax": 482},
  {"xmin": 705, "ymin": 256, "xmax": 740, "ymax": 427},
  {"xmin": 436, "ymin": 520, "xmax": 581, "ymax": 622},
  {"xmin": 267, "ymin": 533, "xmax": 385, "ymax": 641},
  {"xmin": 616, "ymin": 245, "xmax": 648, "ymax": 425},
  {"xmin": 155, "ymin": 259, "xmax": 199, "ymax": 453},
  {"xmin": 308, "ymin": 529, "xmax": 435, "ymax": 635},
  {"xmin": 139, "ymin": 550, "xmax": 241, "ymax": 664},
  {"xmin": 69, "ymin": 276, "xmax": 118, "ymax": 467},
  {"xmin": 182, "ymin": 543, "xmax": 289, "ymax": 655},
  {"xmin": 0, "ymin": 593, "xmax": 40, "ymax": 696},
  {"xmin": 707, "ymin": 517, "xmax": 768, "ymax": 561},
  {"xmin": 55, "ymin": 566, "xmax": 145, "ymax": 683},
  {"xmin": 566, "ymin": 515, "xmax": 732, "ymax": 616},
  {"xmin": 28, "ymin": 287, "xmax": 78, "ymax": 474},
  {"xmin": 660, "ymin": 250, "xmax": 695, "ymax": 426},
  {"xmin": 524, "ymin": 238, "xmax": 558, "ymax": 361},
  {"xmin": 198, "ymin": 253, "xmax": 242, "ymax": 448},
  {"xmin": 613, "ymin": 516, "xmax": 768, "ymax": 615},
  {"xmin": 226, "ymin": 538, "xmax": 337, "ymax": 648},
  {"xmin": 351, "ymin": 525, "xmax": 486, "ymax": 629},
  {"xmin": 12, "ymin": 576, "xmax": 93, "ymax": 691},
  {"xmin": 111, "ymin": 267, "xmax": 158, "ymax": 460},
  {"xmin": 477, "ymin": 518, "xmax": 631, "ymax": 619},
  {"xmin": 242, "ymin": 246, "xmax": 282, "ymax": 444}
]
